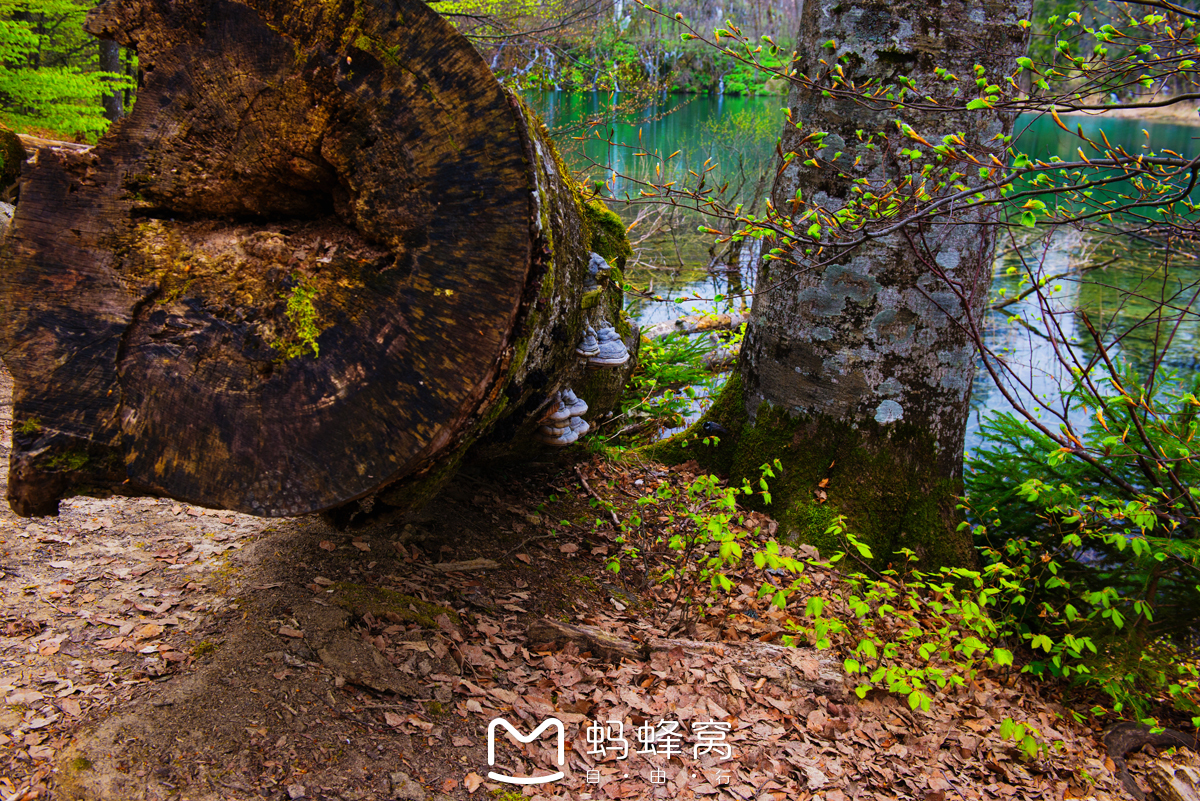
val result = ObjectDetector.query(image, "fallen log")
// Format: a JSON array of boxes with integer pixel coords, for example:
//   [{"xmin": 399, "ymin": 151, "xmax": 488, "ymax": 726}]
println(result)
[
  {"xmin": 525, "ymin": 617, "xmax": 845, "ymax": 696},
  {"xmin": 641, "ymin": 311, "xmax": 748, "ymax": 341},
  {"xmin": 0, "ymin": 0, "xmax": 636, "ymax": 518}
]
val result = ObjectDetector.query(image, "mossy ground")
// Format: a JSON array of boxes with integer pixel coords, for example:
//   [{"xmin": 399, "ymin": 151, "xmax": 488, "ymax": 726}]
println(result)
[
  {"xmin": 329, "ymin": 582, "xmax": 460, "ymax": 628},
  {"xmin": 646, "ymin": 375, "xmax": 974, "ymax": 569}
]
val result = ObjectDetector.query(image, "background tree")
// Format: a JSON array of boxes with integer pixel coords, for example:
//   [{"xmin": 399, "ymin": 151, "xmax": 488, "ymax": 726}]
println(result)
[
  {"xmin": 0, "ymin": 0, "xmax": 132, "ymax": 139},
  {"xmin": 652, "ymin": 0, "xmax": 1034, "ymax": 568}
]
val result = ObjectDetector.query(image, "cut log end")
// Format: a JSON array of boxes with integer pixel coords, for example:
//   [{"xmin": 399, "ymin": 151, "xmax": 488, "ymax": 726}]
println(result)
[{"xmin": 0, "ymin": 0, "xmax": 635, "ymax": 518}]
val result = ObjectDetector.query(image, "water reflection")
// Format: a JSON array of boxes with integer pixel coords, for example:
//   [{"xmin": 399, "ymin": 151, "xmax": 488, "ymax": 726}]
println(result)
[{"xmin": 526, "ymin": 92, "xmax": 1200, "ymax": 450}]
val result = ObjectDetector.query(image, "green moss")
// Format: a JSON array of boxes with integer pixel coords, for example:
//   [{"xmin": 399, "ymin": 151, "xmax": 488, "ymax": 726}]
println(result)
[
  {"xmin": 278, "ymin": 277, "xmax": 322, "ymax": 359},
  {"xmin": 15, "ymin": 417, "xmax": 41, "ymax": 435},
  {"xmin": 647, "ymin": 374, "xmax": 972, "ymax": 569},
  {"xmin": 192, "ymin": 640, "xmax": 218, "ymax": 657},
  {"xmin": 489, "ymin": 790, "xmax": 526, "ymax": 801},
  {"xmin": 583, "ymin": 198, "xmax": 632, "ymax": 269},
  {"xmin": 68, "ymin": 756, "xmax": 93, "ymax": 772},
  {"xmin": 580, "ymin": 287, "xmax": 603, "ymax": 309},
  {"xmin": 46, "ymin": 449, "xmax": 89, "ymax": 472},
  {"xmin": 330, "ymin": 582, "xmax": 460, "ymax": 628}
]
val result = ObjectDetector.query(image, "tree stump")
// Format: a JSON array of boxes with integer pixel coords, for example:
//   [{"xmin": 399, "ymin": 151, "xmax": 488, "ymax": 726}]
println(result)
[{"xmin": 0, "ymin": 0, "xmax": 635, "ymax": 517}]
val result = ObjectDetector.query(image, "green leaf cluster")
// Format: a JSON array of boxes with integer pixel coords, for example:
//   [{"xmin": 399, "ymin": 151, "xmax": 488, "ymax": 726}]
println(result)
[{"xmin": 0, "ymin": 0, "xmax": 132, "ymax": 139}]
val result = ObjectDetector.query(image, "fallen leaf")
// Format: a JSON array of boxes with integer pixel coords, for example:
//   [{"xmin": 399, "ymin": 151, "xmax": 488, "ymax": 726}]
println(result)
[
  {"xmin": 278, "ymin": 627, "xmax": 304, "ymax": 639},
  {"xmin": 6, "ymin": 690, "xmax": 45, "ymax": 705},
  {"xmin": 515, "ymin": 553, "xmax": 532, "ymax": 564},
  {"xmin": 134, "ymin": 623, "xmax": 164, "ymax": 640},
  {"xmin": 452, "ymin": 736, "xmax": 474, "ymax": 747},
  {"xmin": 803, "ymin": 764, "xmax": 827, "ymax": 790},
  {"xmin": 58, "ymin": 698, "xmax": 81, "ymax": 717},
  {"xmin": 319, "ymin": 540, "xmax": 336, "ymax": 551},
  {"xmin": 559, "ymin": 543, "xmax": 578, "ymax": 554},
  {"xmin": 384, "ymin": 712, "xmax": 404, "ymax": 727},
  {"xmin": 464, "ymin": 772, "xmax": 484, "ymax": 793}
]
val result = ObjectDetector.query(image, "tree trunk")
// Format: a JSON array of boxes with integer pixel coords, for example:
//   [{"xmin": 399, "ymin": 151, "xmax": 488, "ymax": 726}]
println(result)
[
  {"xmin": 0, "ymin": 0, "xmax": 636, "ymax": 518},
  {"xmin": 654, "ymin": 0, "xmax": 1031, "ymax": 568},
  {"xmin": 99, "ymin": 40, "xmax": 124, "ymax": 122}
]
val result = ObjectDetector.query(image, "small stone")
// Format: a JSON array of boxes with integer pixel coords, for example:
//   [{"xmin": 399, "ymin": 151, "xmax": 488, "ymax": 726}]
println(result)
[
  {"xmin": 390, "ymin": 770, "xmax": 425, "ymax": 800},
  {"xmin": 286, "ymin": 784, "xmax": 306, "ymax": 799}
]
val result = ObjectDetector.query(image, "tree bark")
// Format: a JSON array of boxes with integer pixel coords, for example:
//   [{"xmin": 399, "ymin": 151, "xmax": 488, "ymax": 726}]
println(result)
[
  {"xmin": 654, "ymin": 0, "xmax": 1031, "ymax": 568},
  {"xmin": 99, "ymin": 40, "xmax": 124, "ymax": 122},
  {"xmin": 0, "ymin": 0, "xmax": 635, "ymax": 518}
]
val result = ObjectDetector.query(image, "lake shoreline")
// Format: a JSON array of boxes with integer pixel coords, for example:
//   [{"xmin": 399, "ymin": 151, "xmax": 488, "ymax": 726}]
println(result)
[{"xmin": 1061, "ymin": 100, "xmax": 1200, "ymax": 127}]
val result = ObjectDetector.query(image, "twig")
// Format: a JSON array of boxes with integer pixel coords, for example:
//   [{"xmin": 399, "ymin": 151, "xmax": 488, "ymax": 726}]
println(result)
[
  {"xmin": 501, "ymin": 533, "xmax": 556, "ymax": 560},
  {"xmin": 575, "ymin": 464, "xmax": 621, "ymax": 530}
]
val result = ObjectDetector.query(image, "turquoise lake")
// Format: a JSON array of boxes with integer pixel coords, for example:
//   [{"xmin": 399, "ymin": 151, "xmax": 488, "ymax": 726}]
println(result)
[{"xmin": 526, "ymin": 92, "xmax": 1200, "ymax": 452}]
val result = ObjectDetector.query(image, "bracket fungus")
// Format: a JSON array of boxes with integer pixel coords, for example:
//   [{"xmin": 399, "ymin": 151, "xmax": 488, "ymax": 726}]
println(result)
[
  {"xmin": 575, "ymin": 325, "xmax": 600, "ymax": 358},
  {"xmin": 536, "ymin": 389, "xmax": 590, "ymax": 446},
  {"xmin": 561, "ymin": 388, "xmax": 588, "ymax": 417},
  {"xmin": 584, "ymin": 252, "xmax": 612, "ymax": 291},
  {"xmin": 589, "ymin": 323, "xmax": 631, "ymax": 367}
]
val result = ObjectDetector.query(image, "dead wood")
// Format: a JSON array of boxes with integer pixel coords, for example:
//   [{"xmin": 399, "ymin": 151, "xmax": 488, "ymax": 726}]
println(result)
[
  {"xmin": 641, "ymin": 312, "xmax": 748, "ymax": 340},
  {"xmin": 525, "ymin": 618, "xmax": 846, "ymax": 697},
  {"xmin": 0, "ymin": 0, "xmax": 635, "ymax": 519}
]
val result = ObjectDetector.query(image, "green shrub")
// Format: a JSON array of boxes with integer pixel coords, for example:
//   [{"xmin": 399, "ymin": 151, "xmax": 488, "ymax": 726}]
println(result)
[{"xmin": 965, "ymin": 362, "xmax": 1200, "ymax": 719}]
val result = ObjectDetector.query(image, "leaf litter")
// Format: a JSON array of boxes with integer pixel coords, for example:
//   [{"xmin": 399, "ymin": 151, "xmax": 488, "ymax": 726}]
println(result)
[{"xmin": 0, "ymin": 367, "xmax": 1194, "ymax": 799}]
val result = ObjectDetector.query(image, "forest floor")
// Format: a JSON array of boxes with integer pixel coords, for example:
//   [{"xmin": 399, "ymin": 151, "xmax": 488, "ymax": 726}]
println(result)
[{"xmin": 0, "ymin": 360, "xmax": 1195, "ymax": 801}]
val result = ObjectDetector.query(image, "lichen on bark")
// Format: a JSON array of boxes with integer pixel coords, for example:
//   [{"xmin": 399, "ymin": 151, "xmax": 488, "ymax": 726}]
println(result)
[{"xmin": 652, "ymin": 0, "xmax": 1032, "ymax": 569}]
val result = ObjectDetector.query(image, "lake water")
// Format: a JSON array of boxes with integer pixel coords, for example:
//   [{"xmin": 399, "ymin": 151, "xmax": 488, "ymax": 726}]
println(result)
[{"xmin": 526, "ymin": 92, "xmax": 1200, "ymax": 451}]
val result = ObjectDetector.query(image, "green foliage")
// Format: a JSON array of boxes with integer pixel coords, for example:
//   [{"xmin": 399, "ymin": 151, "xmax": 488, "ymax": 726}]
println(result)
[
  {"xmin": 784, "ymin": 521, "xmax": 1018, "ymax": 714},
  {"xmin": 0, "ymin": 0, "xmax": 132, "ymax": 139},
  {"xmin": 619, "ymin": 329, "xmax": 726, "ymax": 439},
  {"xmin": 603, "ymin": 459, "xmax": 787, "ymax": 629},
  {"xmin": 965, "ymin": 362, "xmax": 1200, "ymax": 721},
  {"xmin": 279, "ymin": 277, "xmax": 322, "ymax": 360}
]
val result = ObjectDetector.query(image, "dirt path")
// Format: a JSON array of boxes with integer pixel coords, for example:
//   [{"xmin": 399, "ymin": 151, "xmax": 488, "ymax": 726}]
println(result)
[{"xmin": 0, "ymin": 363, "xmax": 1193, "ymax": 801}]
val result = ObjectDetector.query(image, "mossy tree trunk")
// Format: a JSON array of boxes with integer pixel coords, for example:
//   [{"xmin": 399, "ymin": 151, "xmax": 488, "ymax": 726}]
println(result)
[
  {"xmin": 655, "ymin": 0, "xmax": 1031, "ymax": 568},
  {"xmin": 0, "ymin": 0, "xmax": 635, "ymax": 518}
]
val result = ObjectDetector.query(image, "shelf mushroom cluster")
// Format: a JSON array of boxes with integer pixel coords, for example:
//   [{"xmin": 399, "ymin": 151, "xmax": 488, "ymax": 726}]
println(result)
[
  {"xmin": 589, "ymin": 322, "xmax": 629, "ymax": 366},
  {"xmin": 575, "ymin": 325, "xmax": 599, "ymax": 358},
  {"xmin": 537, "ymin": 388, "xmax": 590, "ymax": 446},
  {"xmin": 583, "ymin": 252, "xmax": 611, "ymax": 292},
  {"xmin": 576, "ymin": 321, "xmax": 629, "ymax": 367}
]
